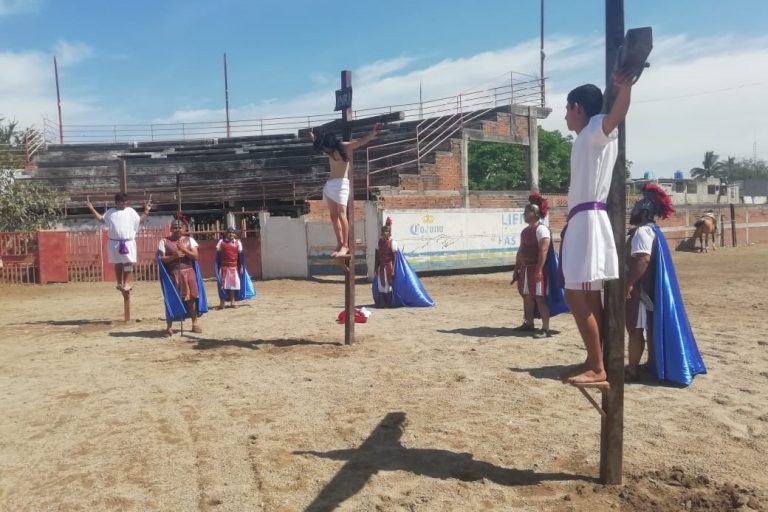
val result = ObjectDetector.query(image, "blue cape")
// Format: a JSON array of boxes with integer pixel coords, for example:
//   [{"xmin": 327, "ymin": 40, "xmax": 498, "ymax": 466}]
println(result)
[
  {"xmin": 536, "ymin": 241, "xmax": 569, "ymax": 318},
  {"xmin": 157, "ymin": 253, "xmax": 209, "ymax": 323},
  {"xmin": 215, "ymin": 252, "xmax": 256, "ymax": 302},
  {"xmin": 372, "ymin": 250, "xmax": 434, "ymax": 307},
  {"xmin": 650, "ymin": 224, "xmax": 706, "ymax": 385}
]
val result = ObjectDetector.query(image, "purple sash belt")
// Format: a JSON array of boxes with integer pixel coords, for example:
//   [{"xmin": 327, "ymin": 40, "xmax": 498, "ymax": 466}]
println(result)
[
  {"xmin": 110, "ymin": 238, "xmax": 132, "ymax": 255},
  {"xmin": 566, "ymin": 201, "xmax": 608, "ymax": 222},
  {"xmin": 559, "ymin": 202, "xmax": 608, "ymax": 286}
]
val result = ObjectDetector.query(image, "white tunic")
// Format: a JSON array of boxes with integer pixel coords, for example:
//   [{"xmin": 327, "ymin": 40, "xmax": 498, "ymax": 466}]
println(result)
[
  {"xmin": 103, "ymin": 207, "xmax": 141, "ymax": 264},
  {"xmin": 562, "ymin": 114, "xmax": 619, "ymax": 283}
]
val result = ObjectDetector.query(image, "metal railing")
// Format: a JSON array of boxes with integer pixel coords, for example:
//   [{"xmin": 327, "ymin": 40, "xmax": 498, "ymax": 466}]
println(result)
[
  {"xmin": 42, "ymin": 72, "xmax": 544, "ymax": 144},
  {"xmin": 365, "ymin": 74, "xmax": 544, "ymax": 186}
]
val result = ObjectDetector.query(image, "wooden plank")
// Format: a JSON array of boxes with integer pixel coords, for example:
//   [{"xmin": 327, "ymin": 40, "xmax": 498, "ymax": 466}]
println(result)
[{"xmin": 298, "ymin": 111, "xmax": 404, "ymax": 138}]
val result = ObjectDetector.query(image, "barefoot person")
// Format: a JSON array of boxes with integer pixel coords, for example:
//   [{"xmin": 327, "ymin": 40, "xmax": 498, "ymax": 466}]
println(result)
[
  {"xmin": 625, "ymin": 184, "xmax": 706, "ymax": 385},
  {"xmin": 87, "ymin": 192, "xmax": 150, "ymax": 292},
  {"xmin": 560, "ymin": 71, "xmax": 636, "ymax": 384},
  {"xmin": 309, "ymin": 123, "xmax": 383, "ymax": 258},
  {"xmin": 157, "ymin": 218, "xmax": 206, "ymax": 336}
]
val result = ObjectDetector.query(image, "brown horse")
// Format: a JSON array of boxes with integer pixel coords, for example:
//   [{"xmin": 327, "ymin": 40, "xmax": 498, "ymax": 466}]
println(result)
[{"xmin": 692, "ymin": 214, "xmax": 717, "ymax": 252}]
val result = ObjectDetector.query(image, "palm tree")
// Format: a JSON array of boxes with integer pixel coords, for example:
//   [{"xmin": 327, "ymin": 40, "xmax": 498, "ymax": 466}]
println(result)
[{"xmin": 690, "ymin": 151, "xmax": 722, "ymax": 180}]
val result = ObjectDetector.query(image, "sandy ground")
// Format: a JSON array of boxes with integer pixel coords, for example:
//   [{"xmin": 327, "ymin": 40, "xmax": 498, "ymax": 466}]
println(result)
[{"xmin": 0, "ymin": 244, "xmax": 767, "ymax": 512}]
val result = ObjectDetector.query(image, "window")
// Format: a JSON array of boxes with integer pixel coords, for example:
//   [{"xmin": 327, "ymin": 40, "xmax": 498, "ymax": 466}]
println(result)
[
  {"xmin": 708, "ymin": 185, "xmax": 718, "ymax": 195},
  {"xmin": 687, "ymin": 182, "xmax": 697, "ymax": 193},
  {"xmin": 675, "ymin": 182, "xmax": 685, "ymax": 193}
]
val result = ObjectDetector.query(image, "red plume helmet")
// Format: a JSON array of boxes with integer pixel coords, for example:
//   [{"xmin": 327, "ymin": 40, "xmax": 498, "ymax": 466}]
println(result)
[
  {"xmin": 385, "ymin": 216, "xmax": 393, "ymax": 227},
  {"xmin": 641, "ymin": 183, "xmax": 674, "ymax": 219},
  {"xmin": 174, "ymin": 210, "xmax": 190, "ymax": 225},
  {"xmin": 527, "ymin": 192, "xmax": 550, "ymax": 218}
]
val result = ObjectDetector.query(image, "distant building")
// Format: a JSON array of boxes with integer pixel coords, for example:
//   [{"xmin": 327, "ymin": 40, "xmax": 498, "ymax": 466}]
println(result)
[
  {"xmin": 739, "ymin": 179, "xmax": 768, "ymax": 204},
  {"xmin": 630, "ymin": 176, "xmax": 739, "ymax": 205}
]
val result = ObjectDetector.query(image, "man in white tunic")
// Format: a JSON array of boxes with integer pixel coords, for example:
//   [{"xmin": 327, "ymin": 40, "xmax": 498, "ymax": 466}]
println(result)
[
  {"xmin": 87, "ymin": 192, "xmax": 150, "ymax": 292},
  {"xmin": 561, "ymin": 73, "xmax": 635, "ymax": 384}
]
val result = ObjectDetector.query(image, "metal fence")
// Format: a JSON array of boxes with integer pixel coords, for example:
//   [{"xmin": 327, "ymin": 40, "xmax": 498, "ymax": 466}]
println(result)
[{"xmin": 41, "ymin": 73, "xmax": 544, "ymax": 144}]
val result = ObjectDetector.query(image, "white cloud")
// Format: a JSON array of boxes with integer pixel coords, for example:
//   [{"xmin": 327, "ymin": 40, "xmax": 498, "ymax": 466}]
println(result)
[
  {"xmin": 53, "ymin": 40, "xmax": 93, "ymax": 66},
  {"xmin": 0, "ymin": 41, "xmax": 97, "ymax": 128},
  {"xmin": 541, "ymin": 33, "xmax": 768, "ymax": 177},
  {"xmin": 0, "ymin": 0, "xmax": 40, "ymax": 16}
]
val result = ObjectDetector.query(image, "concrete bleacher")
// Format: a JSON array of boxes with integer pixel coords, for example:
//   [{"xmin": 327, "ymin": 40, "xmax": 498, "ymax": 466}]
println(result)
[{"xmin": 27, "ymin": 106, "xmax": 529, "ymax": 212}]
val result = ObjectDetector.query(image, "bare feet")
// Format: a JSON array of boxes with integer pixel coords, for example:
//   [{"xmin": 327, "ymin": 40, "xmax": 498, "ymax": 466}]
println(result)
[
  {"xmin": 122, "ymin": 284, "xmax": 133, "ymax": 292},
  {"xmin": 566, "ymin": 369, "xmax": 607, "ymax": 384},
  {"xmin": 163, "ymin": 327, "xmax": 173, "ymax": 338},
  {"xmin": 560, "ymin": 363, "xmax": 587, "ymax": 382},
  {"xmin": 334, "ymin": 246, "xmax": 350, "ymax": 258},
  {"xmin": 191, "ymin": 323, "xmax": 202, "ymax": 334}
]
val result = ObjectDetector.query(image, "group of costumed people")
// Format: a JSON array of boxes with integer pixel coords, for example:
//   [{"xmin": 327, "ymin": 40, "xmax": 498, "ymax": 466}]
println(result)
[
  {"xmin": 157, "ymin": 215, "xmax": 256, "ymax": 337},
  {"xmin": 514, "ymin": 186, "xmax": 706, "ymax": 386}
]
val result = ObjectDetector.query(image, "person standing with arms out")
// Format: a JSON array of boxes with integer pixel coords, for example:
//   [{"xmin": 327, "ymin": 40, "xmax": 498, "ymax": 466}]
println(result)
[
  {"xmin": 511, "ymin": 193, "xmax": 554, "ymax": 339},
  {"xmin": 309, "ymin": 123, "xmax": 383, "ymax": 258},
  {"xmin": 560, "ymin": 71, "xmax": 636, "ymax": 384},
  {"xmin": 87, "ymin": 192, "xmax": 150, "ymax": 292}
]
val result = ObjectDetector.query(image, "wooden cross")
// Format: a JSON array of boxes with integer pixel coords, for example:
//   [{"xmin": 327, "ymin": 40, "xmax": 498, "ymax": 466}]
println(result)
[
  {"xmin": 599, "ymin": 18, "xmax": 653, "ymax": 485},
  {"xmin": 302, "ymin": 70, "xmax": 403, "ymax": 345}
]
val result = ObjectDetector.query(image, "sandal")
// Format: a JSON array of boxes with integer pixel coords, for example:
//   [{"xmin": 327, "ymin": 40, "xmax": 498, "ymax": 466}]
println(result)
[{"xmin": 511, "ymin": 322, "xmax": 535, "ymax": 332}]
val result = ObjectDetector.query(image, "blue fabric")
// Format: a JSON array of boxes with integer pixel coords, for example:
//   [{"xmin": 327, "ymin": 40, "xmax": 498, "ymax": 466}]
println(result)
[
  {"xmin": 372, "ymin": 251, "xmax": 434, "ymax": 307},
  {"xmin": 215, "ymin": 252, "xmax": 256, "ymax": 302},
  {"xmin": 544, "ymin": 242, "xmax": 569, "ymax": 316},
  {"xmin": 650, "ymin": 225, "xmax": 706, "ymax": 386},
  {"xmin": 157, "ymin": 253, "xmax": 209, "ymax": 323}
]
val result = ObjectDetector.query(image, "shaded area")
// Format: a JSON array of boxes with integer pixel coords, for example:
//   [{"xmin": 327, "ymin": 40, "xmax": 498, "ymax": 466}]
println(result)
[
  {"xmin": 509, "ymin": 364, "xmax": 575, "ymax": 381},
  {"xmin": 437, "ymin": 326, "xmax": 559, "ymax": 338},
  {"xmin": 188, "ymin": 337, "xmax": 342, "ymax": 350},
  {"xmin": 295, "ymin": 412, "xmax": 591, "ymax": 512},
  {"xmin": 18, "ymin": 319, "xmax": 113, "ymax": 326},
  {"xmin": 109, "ymin": 330, "xmax": 172, "ymax": 339}
]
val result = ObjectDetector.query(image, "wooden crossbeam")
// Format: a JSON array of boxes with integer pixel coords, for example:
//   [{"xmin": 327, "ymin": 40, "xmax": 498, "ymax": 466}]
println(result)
[{"xmin": 297, "ymin": 112, "xmax": 403, "ymax": 139}]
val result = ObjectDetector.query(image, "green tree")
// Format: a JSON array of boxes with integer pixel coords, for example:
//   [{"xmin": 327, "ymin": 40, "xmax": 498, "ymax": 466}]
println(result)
[
  {"xmin": 537, "ymin": 127, "xmax": 572, "ymax": 192},
  {"xmin": 468, "ymin": 141, "xmax": 527, "ymax": 190},
  {"xmin": 690, "ymin": 150, "xmax": 723, "ymax": 180},
  {"xmin": 468, "ymin": 127, "xmax": 573, "ymax": 192},
  {"xmin": 0, "ymin": 117, "xmax": 25, "ymax": 170},
  {"xmin": 0, "ymin": 169, "xmax": 65, "ymax": 231}
]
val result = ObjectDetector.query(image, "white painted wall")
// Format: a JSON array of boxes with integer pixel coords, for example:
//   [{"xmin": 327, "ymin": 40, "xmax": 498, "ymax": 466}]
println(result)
[{"xmin": 259, "ymin": 212, "xmax": 308, "ymax": 279}]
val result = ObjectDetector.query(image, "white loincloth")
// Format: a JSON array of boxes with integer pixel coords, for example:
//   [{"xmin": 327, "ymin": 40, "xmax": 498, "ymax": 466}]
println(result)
[{"xmin": 323, "ymin": 178, "xmax": 350, "ymax": 206}]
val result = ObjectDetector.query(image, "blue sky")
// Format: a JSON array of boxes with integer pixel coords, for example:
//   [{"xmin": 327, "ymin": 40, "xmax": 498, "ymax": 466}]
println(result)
[{"xmin": 2, "ymin": 0, "xmax": 768, "ymax": 177}]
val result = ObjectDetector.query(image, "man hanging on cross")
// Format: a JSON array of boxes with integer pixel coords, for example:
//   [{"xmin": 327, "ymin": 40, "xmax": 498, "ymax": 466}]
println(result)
[{"xmin": 309, "ymin": 123, "xmax": 383, "ymax": 258}]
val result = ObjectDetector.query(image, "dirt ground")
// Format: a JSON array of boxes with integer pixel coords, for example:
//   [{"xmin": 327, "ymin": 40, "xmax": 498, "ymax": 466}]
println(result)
[{"xmin": 1, "ymin": 244, "xmax": 766, "ymax": 512}]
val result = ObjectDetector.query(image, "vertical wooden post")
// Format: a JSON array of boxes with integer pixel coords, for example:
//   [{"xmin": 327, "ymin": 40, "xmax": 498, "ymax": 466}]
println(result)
[
  {"xmin": 601, "ymin": 0, "xmax": 625, "ymax": 486},
  {"xmin": 119, "ymin": 159, "xmax": 128, "ymax": 194},
  {"xmin": 341, "ymin": 70, "xmax": 355, "ymax": 346},
  {"xmin": 729, "ymin": 203, "xmax": 737, "ymax": 247},
  {"xmin": 123, "ymin": 290, "xmax": 131, "ymax": 322}
]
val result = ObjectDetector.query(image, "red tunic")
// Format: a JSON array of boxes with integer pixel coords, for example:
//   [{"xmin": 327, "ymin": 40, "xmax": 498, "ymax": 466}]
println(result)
[
  {"xmin": 516, "ymin": 224, "xmax": 547, "ymax": 296},
  {"xmin": 163, "ymin": 236, "xmax": 199, "ymax": 300},
  {"xmin": 219, "ymin": 239, "xmax": 239, "ymax": 267},
  {"xmin": 377, "ymin": 238, "xmax": 395, "ymax": 290}
]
